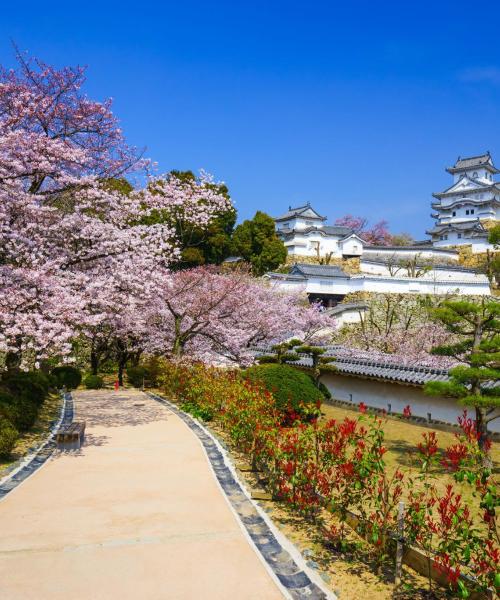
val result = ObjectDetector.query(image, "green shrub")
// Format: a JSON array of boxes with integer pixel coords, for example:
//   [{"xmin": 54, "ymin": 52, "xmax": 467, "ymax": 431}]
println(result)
[
  {"xmin": 0, "ymin": 390, "xmax": 39, "ymax": 431},
  {"xmin": 126, "ymin": 366, "xmax": 148, "ymax": 388},
  {"xmin": 0, "ymin": 416, "xmax": 18, "ymax": 457},
  {"xmin": 243, "ymin": 364, "xmax": 323, "ymax": 419},
  {"xmin": 181, "ymin": 401, "xmax": 214, "ymax": 422},
  {"xmin": 127, "ymin": 359, "xmax": 161, "ymax": 388},
  {"xmin": 0, "ymin": 391, "xmax": 18, "ymax": 424},
  {"xmin": 83, "ymin": 375, "xmax": 104, "ymax": 389},
  {"xmin": 317, "ymin": 381, "xmax": 332, "ymax": 400},
  {"xmin": 2, "ymin": 371, "xmax": 50, "ymax": 407},
  {"xmin": 50, "ymin": 365, "xmax": 82, "ymax": 390}
]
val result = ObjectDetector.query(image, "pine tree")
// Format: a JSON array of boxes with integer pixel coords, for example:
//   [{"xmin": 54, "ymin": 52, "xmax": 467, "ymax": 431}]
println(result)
[
  {"xmin": 424, "ymin": 299, "xmax": 500, "ymax": 462},
  {"xmin": 293, "ymin": 344, "xmax": 337, "ymax": 387}
]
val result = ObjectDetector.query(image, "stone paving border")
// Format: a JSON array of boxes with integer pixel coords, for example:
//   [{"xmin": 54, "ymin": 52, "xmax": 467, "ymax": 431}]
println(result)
[
  {"xmin": 147, "ymin": 392, "xmax": 336, "ymax": 600},
  {"xmin": 0, "ymin": 392, "xmax": 73, "ymax": 501}
]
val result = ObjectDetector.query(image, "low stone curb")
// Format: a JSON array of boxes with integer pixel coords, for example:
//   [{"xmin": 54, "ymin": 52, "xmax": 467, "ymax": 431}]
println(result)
[
  {"xmin": 147, "ymin": 392, "xmax": 336, "ymax": 600},
  {"xmin": 0, "ymin": 392, "xmax": 74, "ymax": 501}
]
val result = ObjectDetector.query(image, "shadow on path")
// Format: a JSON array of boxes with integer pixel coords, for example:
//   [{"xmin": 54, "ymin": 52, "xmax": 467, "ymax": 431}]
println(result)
[{"xmin": 76, "ymin": 390, "xmax": 169, "ymax": 428}]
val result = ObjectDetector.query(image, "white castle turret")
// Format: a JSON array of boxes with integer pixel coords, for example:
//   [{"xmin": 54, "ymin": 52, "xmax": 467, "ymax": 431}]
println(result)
[{"xmin": 427, "ymin": 152, "xmax": 500, "ymax": 252}]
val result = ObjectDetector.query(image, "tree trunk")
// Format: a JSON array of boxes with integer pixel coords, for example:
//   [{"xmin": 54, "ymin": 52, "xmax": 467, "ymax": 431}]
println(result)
[
  {"xmin": 117, "ymin": 358, "xmax": 127, "ymax": 386},
  {"xmin": 5, "ymin": 351, "xmax": 22, "ymax": 373},
  {"xmin": 90, "ymin": 350, "xmax": 100, "ymax": 375},
  {"xmin": 476, "ymin": 407, "xmax": 493, "ymax": 468},
  {"xmin": 130, "ymin": 351, "xmax": 142, "ymax": 367}
]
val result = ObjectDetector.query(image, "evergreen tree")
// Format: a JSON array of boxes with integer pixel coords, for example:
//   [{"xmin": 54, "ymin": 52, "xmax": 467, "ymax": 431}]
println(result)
[
  {"xmin": 487, "ymin": 225, "xmax": 500, "ymax": 287},
  {"xmin": 424, "ymin": 299, "xmax": 500, "ymax": 462},
  {"xmin": 231, "ymin": 211, "xmax": 287, "ymax": 275},
  {"xmin": 293, "ymin": 344, "xmax": 337, "ymax": 387},
  {"xmin": 143, "ymin": 170, "xmax": 236, "ymax": 267},
  {"xmin": 258, "ymin": 339, "xmax": 302, "ymax": 364}
]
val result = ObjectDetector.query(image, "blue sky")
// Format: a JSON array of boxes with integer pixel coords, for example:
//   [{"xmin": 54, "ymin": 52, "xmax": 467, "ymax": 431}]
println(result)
[{"xmin": 2, "ymin": 1, "xmax": 500, "ymax": 237}]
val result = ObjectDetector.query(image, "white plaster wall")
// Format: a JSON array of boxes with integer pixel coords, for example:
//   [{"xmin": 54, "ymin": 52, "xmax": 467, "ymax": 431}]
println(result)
[
  {"xmin": 355, "ymin": 275, "xmax": 490, "ymax": 295},
  {"xmin": 285, "ymin": 233, "xmax": 342, "ymax": 258},
  {"xmin": 363, "ymin": 247, "xmax": 458, "ymax": 262},
  {"xmin": 340, "ymin": 237, "xmax": 363, "ymax": 256},
  {"xmin": 334, "ymin": 309, "xmax": 365, "ymax": 326},
  {"xmin": 321, "ymin": 372, "xmax": 500, "ymax": 433},
  {"xmin": 433, "ymin": 238, "xmax": 494, "ymax": 253},
  {"xmin": 360, "ymin": 261, "xmax": 485, "ymax": 282},
  {"xmin": 268, "ymin": 274, "xmax": 491, "ymax": 296}
]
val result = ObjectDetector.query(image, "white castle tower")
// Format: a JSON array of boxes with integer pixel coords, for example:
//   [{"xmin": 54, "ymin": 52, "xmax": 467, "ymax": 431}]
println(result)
[{"xmin": 427, "ymin": 152, "xmax": 500, "ymax": 252}]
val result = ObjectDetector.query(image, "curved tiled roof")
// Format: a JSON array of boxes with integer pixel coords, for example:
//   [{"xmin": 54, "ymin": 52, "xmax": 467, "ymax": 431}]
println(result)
[
  {"xmin": 446, "ymin": 152, "xmax": 499, "ymax": 174},
  {"xmin": 254, "ymin": 350, "xmax": 450, "ymax": 386},
  {"xmin": 426, "ymin": 221, "xmax": 488, "ymax": 236},
  {"xmin": 290, "ymin": 263, "xmax": 349, "ymax": 278},
  {"xmin": 274, "ymin": 204, "xmax": 327, "ymax": 222},
  {"xmin": 278, "ymin": 225, "xmax": 353, "ymax": 239},
  {"xmin": 255, "ymin": 345, "xmax": 498, "ymax": 389}
]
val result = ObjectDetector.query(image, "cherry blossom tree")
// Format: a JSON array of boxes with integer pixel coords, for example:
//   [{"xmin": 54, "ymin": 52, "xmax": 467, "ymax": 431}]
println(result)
[
  {"xmin": 338, "ymin": 294, "xmax": 456, "ymax": 367},
  {"xmin": 0, "ymin": 51, "xmax": 231, "ymax": 371},
  {"xmin": 144, "ymin": 267, "xmax": 335, "ymax": 365},
  {"xmin": 334, "ymin": 214, "xmax": 392, "ymax": 246}
]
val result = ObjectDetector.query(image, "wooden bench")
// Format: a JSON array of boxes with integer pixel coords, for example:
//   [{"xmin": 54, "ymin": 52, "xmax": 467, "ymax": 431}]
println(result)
[{"xmin": 55, "ymin": 422, "xmax": 86, "ymax": 450}]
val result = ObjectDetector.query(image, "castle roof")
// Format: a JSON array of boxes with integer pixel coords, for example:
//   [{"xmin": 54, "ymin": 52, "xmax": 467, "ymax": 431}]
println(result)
[
  {"xmin": 274, "ymin": 203, "xmax": 327, "ymax": 222},
  {"xmin": 289, "ymin": 263, "xmax": 349, "ymax": 278},
  {"xmin": 432, "ymin": 174, "xmax": 500, "ymax": 198},
  {"xmin": 426, "ymin": 220, "xmax": 488, "ymax": 238},
  {"xmin": 446, "ymin": 152, "xmax": 500, "ymax": 174},
  {"xmin": 278, "ymin": 225, "xmax": 354, "ymax": 239}
]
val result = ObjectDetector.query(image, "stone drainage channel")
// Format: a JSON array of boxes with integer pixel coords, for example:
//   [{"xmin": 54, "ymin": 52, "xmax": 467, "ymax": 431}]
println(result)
[{"xmin": 147, "ymin": 392, "xmax": 336, "ymax": 600}]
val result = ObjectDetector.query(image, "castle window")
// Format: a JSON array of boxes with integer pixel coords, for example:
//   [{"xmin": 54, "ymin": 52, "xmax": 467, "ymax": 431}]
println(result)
[
  {"xmin": 452, "ymin": 211, "xmax": 456, "ymax": 217},
  {"xmin": 444, "ymin": 234, "xmax": 448, "ymax": 240},
  {"xmin": 471, "ymin": 209, "xmax": 475, "ymax": 214},
  {"xmin": 466, "ymin": 209, "xmax": 470, "ymax": 215},
  {"xmin": 458, "ymin": 233, "xmax": 462, "ymax": 239}
]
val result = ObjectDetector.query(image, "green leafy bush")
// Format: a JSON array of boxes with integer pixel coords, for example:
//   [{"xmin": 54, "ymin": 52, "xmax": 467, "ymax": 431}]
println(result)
[
  {"xmin": 243, "ymin": 364, "xmax": 323, "ymax": 419},
  {"xmin": 181, "ymin": 401, "xmax": 214, "ymax": 422},
  {"xmin": 0, "ymin": 391, "xmax": 18, "ymax": 424},
  {"xmin": 126, "ymin": 366, "xmax": 148, "ymax": 388},
  {"xmin": 2, "ymin": 371, "xmax": 50, "ymax": 407},
  {"xmin": 127, "ymin": 359, "xmax": 161, "ymax": 388},
  {"xmin": 2, "ymin": 395, "xmax": 39, "ymax": 431},
  {"xmin": 51, "ymin": 365, "xmax": 82, "ymax": 390},
  {"xmin": 0, "ymin": 416, "xmax": 18, "ymax": 457},
  {"xmin": 83, "ymin": 375, "xmax": 104, "ymax": 389},
  {"xmin": 317, "ymin": 381, "xmax": 332, "ymax": 400}
]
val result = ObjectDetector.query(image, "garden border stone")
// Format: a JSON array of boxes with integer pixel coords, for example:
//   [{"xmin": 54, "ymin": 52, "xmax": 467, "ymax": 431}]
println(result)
[
  {"xmin": 147, "ymin": 392, "xmax": 336, "ymax": 600},
  {"xmin": 0, "ymin": 391, "xmax": 74, "ymax": 501}
]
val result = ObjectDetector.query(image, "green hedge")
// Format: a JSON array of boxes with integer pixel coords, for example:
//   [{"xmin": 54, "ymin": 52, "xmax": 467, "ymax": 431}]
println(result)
[
  {"xmin": 0, "ymin": 416, "xmax": 18, "ymax": 457},
  {"xmin": 0, "ymin": 372, "xmax": 52, "ymax": 433},
  {"xmin": 83, "ymin": 375, "xmax": 104, "ymax": 389},
  {"xmin": 243, "ymin": 364, "xmax": 323, "ymax": 419},
  {"xmin": 127, "ymin": 360, "xmax": 161, "ymax": 388},
  {"xmin": 126, "ymin": 366, "xmax": 148, "ymax": 388},
  {"xmin": 51, "ymin": 366, "xmax": 82, "ymax": 390},
  {"xmin": 2, "ymin": 371, "xmax": 50, "ymax": 407}
]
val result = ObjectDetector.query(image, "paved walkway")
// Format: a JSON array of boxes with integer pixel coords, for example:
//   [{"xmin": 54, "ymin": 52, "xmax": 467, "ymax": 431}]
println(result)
[{"xmin": 0, "ymin": 389, "xmax": 284, "ymax": 600}]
